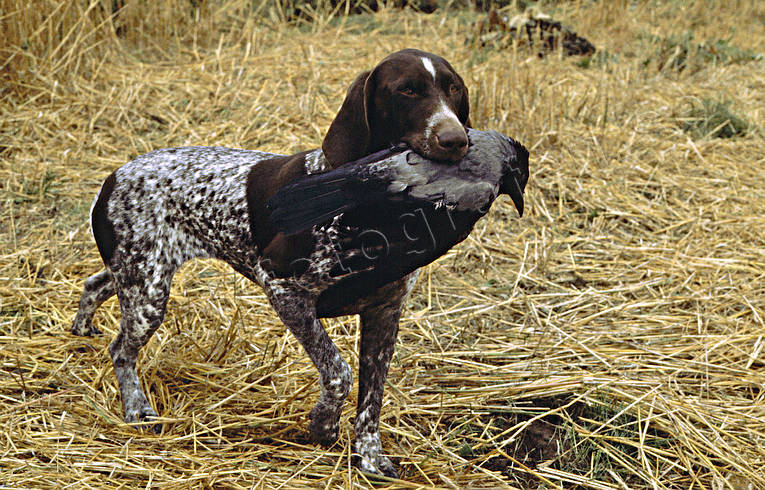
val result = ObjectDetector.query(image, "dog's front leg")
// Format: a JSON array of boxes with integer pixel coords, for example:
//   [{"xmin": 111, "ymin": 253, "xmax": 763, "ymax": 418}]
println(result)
[
  {"xmin": 267, "ymin": 290, "xmax": 352, "ymax": 445},
  {"xmin": 353, "ymin": 275, "xmax": 416, "ymax": 479}
]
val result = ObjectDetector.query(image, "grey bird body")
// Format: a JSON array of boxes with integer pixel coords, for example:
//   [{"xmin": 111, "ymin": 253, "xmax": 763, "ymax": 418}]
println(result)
[
  {"xmin": 266, "ymin": 129, "xmax": 529, "ymax": 315},
  {"xmin": 268, "ymin": 128, "xmax": 529, "ymax": 235}
]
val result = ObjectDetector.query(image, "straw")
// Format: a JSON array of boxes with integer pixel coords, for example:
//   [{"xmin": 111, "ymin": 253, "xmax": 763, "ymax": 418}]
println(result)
[{"xmin": 1, "ymin": 0, "xmax": 763, "ymax": 487}]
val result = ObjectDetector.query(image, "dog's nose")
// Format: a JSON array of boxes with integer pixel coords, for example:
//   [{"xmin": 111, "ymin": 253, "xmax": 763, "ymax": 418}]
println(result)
[{"xmin": 435, "ymin": 128, "xmax": 468, "ymax": 156}]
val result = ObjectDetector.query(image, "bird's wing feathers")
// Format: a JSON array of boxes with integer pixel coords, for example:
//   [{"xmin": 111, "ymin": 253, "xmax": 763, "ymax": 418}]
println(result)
[
  {"xmin": 266, "ymin": 164, "xmax": 364, "ymax": 235},
  {"xmin": 267, "ymin": 150, "xmax": 418, "ymax": 235}
]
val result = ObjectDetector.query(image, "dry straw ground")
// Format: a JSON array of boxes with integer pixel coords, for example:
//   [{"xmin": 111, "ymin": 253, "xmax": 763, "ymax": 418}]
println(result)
[{"xmin": 1, "ymin": 0, "xmax": 764, "ymax": 488}]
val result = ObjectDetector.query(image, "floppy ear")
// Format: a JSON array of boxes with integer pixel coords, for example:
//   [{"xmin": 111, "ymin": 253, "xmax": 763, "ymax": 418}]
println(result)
[{"xmin": 322, "ymin": 70, "xmax": 376, "ymax": 168}]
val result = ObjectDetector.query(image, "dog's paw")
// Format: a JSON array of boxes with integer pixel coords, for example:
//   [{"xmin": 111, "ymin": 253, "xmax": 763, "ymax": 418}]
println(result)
[
  {"xmin": 354, "ymin": 452, "xmax": 398, "ymax": 479},
  {"xmin": 124, "ymin": 406, "xmax": 161, "ymax": 434},
  {"xmin": 308, "ymin": 404, "xmax": 340, "ymax": 446},
  {"xmin": 71, "ymin": 316, "xmax": 101, "ymax": 336},
  {"xmin": 354, "ymin": 436, "xmax": 398, "ymax": 479}
]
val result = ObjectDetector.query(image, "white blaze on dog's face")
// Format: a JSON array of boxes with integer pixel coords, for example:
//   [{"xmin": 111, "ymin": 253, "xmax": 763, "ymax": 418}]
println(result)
[
  {"xmin": 366, "ymin": 49, "xmax": 470, "ymax": 162},
  {"xmin": 420, "ymin": 56, "xmax": 437, "ymax": 80}
]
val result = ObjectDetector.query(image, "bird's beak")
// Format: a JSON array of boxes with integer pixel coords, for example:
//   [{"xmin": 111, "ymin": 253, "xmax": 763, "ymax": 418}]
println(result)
[
  {"xmin": 500, "ymin": 141, "xmax": 529, "ymax": 217},
  {"xmin": 507, "ymin": 183, "xmax": 524, "ymax": 217}
]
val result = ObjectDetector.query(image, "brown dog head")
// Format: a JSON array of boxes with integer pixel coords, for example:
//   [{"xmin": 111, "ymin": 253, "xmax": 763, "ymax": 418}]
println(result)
[{"xmin": 322, "ymin": 48, "xmax": 471, "ymax": 168}]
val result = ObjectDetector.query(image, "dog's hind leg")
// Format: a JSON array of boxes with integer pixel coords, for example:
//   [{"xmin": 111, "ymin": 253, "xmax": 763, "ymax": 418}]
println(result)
[
  {"xmin": 267, "ymin": 290, "xmax": 353, "ymax": 445},
  {"xmin": 108, "ymin": 270, "xmax": 173, "ymax": 432},
  {"xmin": 72, "ymin": 270, "xmax": 117, "ymax": 336}
]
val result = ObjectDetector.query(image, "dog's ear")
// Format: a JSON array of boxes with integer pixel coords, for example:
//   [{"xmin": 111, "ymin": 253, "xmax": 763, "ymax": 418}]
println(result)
[{"xmin": 322, "ymin": 70, "xmax": 376, "ymax": 168}]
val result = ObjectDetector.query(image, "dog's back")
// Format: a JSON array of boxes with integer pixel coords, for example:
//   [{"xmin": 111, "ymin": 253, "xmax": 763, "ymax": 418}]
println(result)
[{"xmin": 92, "ymin": 147, "xmax": 275, "ymax": 277}]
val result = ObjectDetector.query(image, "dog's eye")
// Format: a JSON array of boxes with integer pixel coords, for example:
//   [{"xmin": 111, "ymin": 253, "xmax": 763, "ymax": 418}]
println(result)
[
  {"xmin": 398, "ymin": 86, "xmax": 417, "ymax": 97},
  {"xmin": 449, "ymin": 83, "xmax": 460, "ymax": 95}
]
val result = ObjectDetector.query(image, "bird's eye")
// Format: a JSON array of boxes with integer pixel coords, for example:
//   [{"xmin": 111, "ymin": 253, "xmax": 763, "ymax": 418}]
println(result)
[{"xmin": 449, "ymin": 83, "xmax": 460, "ymax": 95}]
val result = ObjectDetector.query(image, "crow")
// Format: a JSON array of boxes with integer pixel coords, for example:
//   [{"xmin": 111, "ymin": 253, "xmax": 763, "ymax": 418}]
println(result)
[{"xmin": 266, "ymin": 128, "xmax": 529, "ymax": 314}]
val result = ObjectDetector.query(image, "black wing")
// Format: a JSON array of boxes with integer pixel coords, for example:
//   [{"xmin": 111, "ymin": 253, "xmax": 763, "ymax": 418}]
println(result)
[{"xmin": 267, "ymin": 145, "xmax": 408, "ymax": 235}]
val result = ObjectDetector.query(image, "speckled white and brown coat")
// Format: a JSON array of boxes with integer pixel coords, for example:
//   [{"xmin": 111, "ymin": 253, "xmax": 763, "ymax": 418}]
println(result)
[{"xmin": 72, "ymin": 49, "xmax": 473, "ymax": 479}]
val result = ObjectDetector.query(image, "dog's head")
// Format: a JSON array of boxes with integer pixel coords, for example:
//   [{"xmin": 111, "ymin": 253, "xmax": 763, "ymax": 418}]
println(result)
[{"xmin": 322, "ymin": 48, "xmax": 471, "ymax": 168}]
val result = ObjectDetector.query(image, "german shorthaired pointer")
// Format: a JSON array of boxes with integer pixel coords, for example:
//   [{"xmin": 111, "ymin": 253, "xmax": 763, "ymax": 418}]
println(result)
[{"xmin": 72, "ymin": 48, "xmax": 471, "ymax": 478}]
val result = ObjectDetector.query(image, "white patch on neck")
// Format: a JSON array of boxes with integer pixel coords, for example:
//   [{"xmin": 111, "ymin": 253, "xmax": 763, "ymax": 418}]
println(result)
[
  {"xmin": 304, "ymin": 149, "xmax": 328, "ymax": 174},
  {"xmin": 420, "ymin": 56, "xmax": 436, "ymax": 81}
]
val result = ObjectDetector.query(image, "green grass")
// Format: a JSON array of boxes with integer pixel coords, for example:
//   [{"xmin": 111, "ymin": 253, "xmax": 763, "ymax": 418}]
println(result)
[
  {"xmin": 681, "ymin": 98, "xmax": 750, "ymax": 139},
  {"xmin": 642, "ymin": 31, "xmax": 761, "ymax": 73},
  {"xmin": 442, "ymin": 395, "xmax": 673, "ymax": 486},
  {"xmin": 576, "ymin": 49, "xmax": 619, "ymax": 69},
  {"xmin": 16, "ymin": 170, "xmax": 59, "ymax": 204},
  {"xmin": 558, "ymin": 396, "xmax": 673, "ymax": 484}
]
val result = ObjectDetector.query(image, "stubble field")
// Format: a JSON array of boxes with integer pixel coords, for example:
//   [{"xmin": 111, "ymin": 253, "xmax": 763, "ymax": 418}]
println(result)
[{"xmin": 1, "ymin": 0, "xmax": 764, "ymax": 488}]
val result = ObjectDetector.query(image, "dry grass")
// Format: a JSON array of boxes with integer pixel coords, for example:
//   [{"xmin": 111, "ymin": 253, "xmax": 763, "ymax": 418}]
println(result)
[{"xmin": 1, "ymin": 0, "xmax": 764, "ymax": 488}]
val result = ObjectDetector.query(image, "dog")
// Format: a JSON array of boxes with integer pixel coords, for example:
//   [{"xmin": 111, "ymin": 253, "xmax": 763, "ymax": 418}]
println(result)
[{"xmin": 71, "ymin": 48, "xmax": 470, "ymax": 478}]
